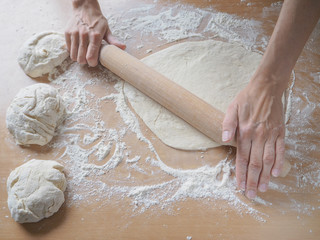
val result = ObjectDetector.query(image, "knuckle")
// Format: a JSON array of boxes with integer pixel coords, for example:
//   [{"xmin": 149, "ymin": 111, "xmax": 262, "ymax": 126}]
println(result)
[
  {"xmin": 256, "ymin": 127, "xmax": 267, "ymax": 139},
  {"xmin": 80, "ymin": 31, "xmax": 89, "ymax": 40},
  {"xmin": 86, "ymin": 52, "xmax": 96, "ymax": 61},
  {"xmin": 79, "ymin": 40, "xmax": 88, "ymax": 47},
  {"xmin": 239, "ymin": 125, "xmax": 252, "ymax": 138},
  {"xmin": 72, "ymin": 30, "xmax": 79, "ymax": 36},
  {"xmin": 246, "ymin": 181, "xmax": 258, "ymax": 189},
  {"xmin": 248, "ymin": 160, "xmax": 262, "ymax": 171},
  {"xmin": 223, "ymin": 117, "xmax": 237, "ymax": 128},
  {"xmin": 237, "ymin": 157, "xmax": 248, "ymax": 168},
  {"xmin": 86, "ymin": 53, "xmax": 98, "ymax": 65},
  {"xmin": 65, "ymin": 31, "xmax": 72, "ymax": 37},
  {"xmin": 276, "ymin": 126, "xmax": 285, "ymax": 135},
  {"xmin": 82, "ymin": 29, "xmax": 89, "ymax": 36},
  {"xmin": 263, "ymin": 155, "xmax": 274, "ymax": 165},
  {"xmin": 91, "ymin": 31, "xmax": 102, "ymax": 41}
]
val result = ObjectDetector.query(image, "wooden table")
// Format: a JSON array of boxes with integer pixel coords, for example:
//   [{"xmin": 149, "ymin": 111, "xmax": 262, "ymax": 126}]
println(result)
[{"xmin": 0, "ymin": 0, "xmax": 319, "ymax": 239}]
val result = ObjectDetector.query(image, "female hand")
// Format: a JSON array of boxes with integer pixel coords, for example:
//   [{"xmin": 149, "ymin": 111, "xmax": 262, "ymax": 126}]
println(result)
[
  {"xmin": 222, "ymin": 75, "xmax": 286, "ymax": 199},
  {"xmin": 65, "ymin": 0, "xmax": 126, "ymax": 67}
]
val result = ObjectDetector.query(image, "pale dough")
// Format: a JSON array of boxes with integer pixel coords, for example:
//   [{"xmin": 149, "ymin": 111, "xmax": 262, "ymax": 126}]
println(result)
[
  {"xmin": 7, "ymin": 159, "xmax": 67, "ymax": 223},
  {"xmin": 124, "ymin": 40, "xmax": 262, "ymax": 150},
  {"xmin": 18, "ymin": 31, "xmax": 69, "ymax": 78},
  {"xmin": 6, "ymin": 83, "xmax": 66, "ymax": 146}
]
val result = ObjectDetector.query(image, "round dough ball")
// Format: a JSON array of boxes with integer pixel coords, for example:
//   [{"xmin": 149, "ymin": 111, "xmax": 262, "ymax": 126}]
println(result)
[
  {"xmin": 6, "ymin": 83, "xmax": 66, "ymax": 146},
  {"xmin": 18, "ymin": 31, "xmax": 69, "ymax": 78},
  {"xmin": 7, "ymin": 159, "xmax": 67, "ymax": 223}
]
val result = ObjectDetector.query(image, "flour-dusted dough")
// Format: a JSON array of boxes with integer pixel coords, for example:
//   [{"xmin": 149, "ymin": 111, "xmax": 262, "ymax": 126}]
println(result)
[
  {"xmin": 7, "ymin": 159, "xmax": 67, "ymax": 223},
  {"xmin": 18, "ymin": 31, "xmax": 69, "ymax": 78},
  {"xmin": 6, "ymin": 83, "xmax": 66, "ymax": 146},
  {"xmin": 124, "ymin": 40, "xmax": 262, "ymax": 150}
]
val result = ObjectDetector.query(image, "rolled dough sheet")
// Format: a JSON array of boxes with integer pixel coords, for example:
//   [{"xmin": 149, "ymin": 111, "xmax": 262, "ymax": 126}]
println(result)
[{"xmin": 124, "ymin": 40, "xmax": 262, "ymax": 150}]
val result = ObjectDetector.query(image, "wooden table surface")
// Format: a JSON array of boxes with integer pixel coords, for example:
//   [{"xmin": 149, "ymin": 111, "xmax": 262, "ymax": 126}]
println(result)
[{"xmin": 0, "ymin": 0, "xmax": 319, "ymax": 239}]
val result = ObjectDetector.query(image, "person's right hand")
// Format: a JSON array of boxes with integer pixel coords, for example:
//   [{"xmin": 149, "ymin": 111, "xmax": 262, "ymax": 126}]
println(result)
[
  {"xmin": 222, "ymin": 74, "xmax": 286, "ymax": 199},
  {"xmin": 65, "ymin": 0, "xmax": 126, "ymax": 67}
]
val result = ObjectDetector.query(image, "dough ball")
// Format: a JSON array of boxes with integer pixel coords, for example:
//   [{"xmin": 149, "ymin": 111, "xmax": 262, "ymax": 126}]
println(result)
[
  {"xmin": 6, "ymin": 83, "xmax": 66, "ymax": 146},
  {"xmin": 18, "ymin": 31, "xmax": 69, "ymax": 78},
  {"xmin": 7, "ymin": 159, "xmax": 67, "ymax": 223},
  {"xmin": 124, "ymin": 40, "xmax": 262, "ymax": 150}
]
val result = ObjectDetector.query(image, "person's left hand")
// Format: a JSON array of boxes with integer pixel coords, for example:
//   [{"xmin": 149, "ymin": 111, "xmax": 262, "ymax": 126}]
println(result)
[{"xmin": 65, "ymin": 2, "xmax": 126, "ymax": 67}]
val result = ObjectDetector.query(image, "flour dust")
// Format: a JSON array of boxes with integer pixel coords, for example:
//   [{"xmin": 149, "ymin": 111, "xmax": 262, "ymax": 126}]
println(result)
[{"xmin": 24, "ymin": 2, "xmax": 320, "ymax": 222}]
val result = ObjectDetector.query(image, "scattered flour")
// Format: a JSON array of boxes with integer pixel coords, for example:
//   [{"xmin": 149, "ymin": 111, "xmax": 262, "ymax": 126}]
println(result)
[
  {"xmin": 107, "ymin": 4, "xmax": 267, "ymax": 51},
  {"xmin": 47, "ymin": 60, "xmax": 267, "ymax": 221},
  {"xmin": 126, "ymin": 156, "xmax": 141, "ymax": 163},
  {"xmin": 18, "ymin": 2, "xmax": 320, "ymax": 223}
]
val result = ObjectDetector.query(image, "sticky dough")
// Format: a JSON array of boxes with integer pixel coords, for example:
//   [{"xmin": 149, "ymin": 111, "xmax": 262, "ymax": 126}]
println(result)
[
  {"xmin": 18, "ymin": 31, "xmax": 69, "ymax": 78},
  {"xmin": 7, "ymin": 159, "xmax": 67, "ymax": 223},
  {"xmin": 6, "ymin": 83, "xmax": 66, "ymax": 146},
  {"xmin": 124, "ymin": 40, "xmax": 262, "ymax": 150}
]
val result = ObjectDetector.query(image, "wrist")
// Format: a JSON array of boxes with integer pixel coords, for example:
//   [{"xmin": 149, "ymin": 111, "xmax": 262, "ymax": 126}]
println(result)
[
  {"xmin": 72, "ymin": 0, "xmax": 101, "ymax": 11},
  {"xmin": 249, "ymin": 72, "xmax": 289, "ymax": 97}
]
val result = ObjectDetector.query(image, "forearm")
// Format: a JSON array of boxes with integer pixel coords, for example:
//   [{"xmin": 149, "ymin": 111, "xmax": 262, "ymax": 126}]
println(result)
[
  {"xmin": 253, "ymin": 0, "xmax": 320, "ymax": 92},
  {"xmin": 71, "ymin": 0, "xmax": 102, "ymax": 17},
  {"xmin": 72, "ymin": 0, "xmax": 100, "ymax": 9},
  {"xmin": 223, "ymin": 0, "xmax": 320, "ymax": 199}
]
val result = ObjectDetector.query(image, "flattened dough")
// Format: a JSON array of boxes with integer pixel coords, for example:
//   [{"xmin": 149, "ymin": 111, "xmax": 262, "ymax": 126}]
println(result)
[{"xmin": 124, "ymin": 40, "xmax": 262, "ymax": 150}]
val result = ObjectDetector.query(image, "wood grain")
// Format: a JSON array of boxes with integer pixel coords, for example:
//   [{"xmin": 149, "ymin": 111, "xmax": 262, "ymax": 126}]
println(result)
[{"xmin": 0, "ymin": 0, "xmax": 319, "ymax": 239}]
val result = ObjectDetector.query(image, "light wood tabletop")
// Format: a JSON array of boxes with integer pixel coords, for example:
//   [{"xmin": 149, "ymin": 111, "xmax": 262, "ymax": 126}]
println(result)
[{"xmin": 0, "ymin": 0, "xmax": 319, "ymax": 239}]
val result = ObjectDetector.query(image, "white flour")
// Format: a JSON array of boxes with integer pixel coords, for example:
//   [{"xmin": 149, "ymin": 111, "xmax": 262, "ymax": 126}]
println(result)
[
  {"xmin": 108, "ymin": 4, "xmax": 266, "ymax": 51},
  {"xmin": 48, "ymin": 62, "xmax": 267, "ymax": 221},
  {"xmin": 23, "ymin": 2, "xmax": 320, "ymax": 223}
]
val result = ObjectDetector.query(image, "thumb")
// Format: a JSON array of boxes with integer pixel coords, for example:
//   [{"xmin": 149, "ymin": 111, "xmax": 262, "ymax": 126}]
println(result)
[
  {"xmin": 104, "ymin": 29, "xmax": 126, "ymax": 50},
  {"xmin": 222, "ymin": 104, "xmax": 238, "ymax": 143}
]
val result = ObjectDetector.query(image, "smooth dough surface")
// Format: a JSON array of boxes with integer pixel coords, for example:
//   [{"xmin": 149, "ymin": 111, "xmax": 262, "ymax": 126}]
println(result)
[
  {"xmin": 7, "ymin": 159, "xmax": 67, "ymax": 223},
  {"xmin": 6, "ymin": 83, "xmax": 66, "ymax": 146},
  {"xmin": 18, "ymin": 31, "xmax": 69, "ymax": 78},
  {"xmin": 124, "ymin": 40, "xmax": 262, "ymax": 150}
]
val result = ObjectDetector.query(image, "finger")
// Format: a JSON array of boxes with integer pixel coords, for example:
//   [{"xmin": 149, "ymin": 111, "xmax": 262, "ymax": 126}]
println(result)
[
  {"xmin": 104, "ymin": 29, "xmax": 126, "ymax": 50},
  {"xmin": 87, "ymin": 32, "xmax": 103, "ymax": 67},
  {"xmin": 258, "ymin": 138, "xmax": 276, "ymax": 192},
  {"xmin": 272, "ymin": 134, "xmax": 285, "ymax": 177},
  {"xmin": 70, "ymin": 31, "xmax": 79, "ymax": 61},
  {"xmin": 246, "ymin": 137, "xmax": 265, "ymax": 199},
  {"xmin": 65, "ymin": 31, "xmax": 71, "ymax": 52},
  {"xmin": 236, "ymin": 129, "xmax": 252, "ymax": 192},
  {"xmin": 222, "ymin": 103, "xmax": 238, "ymax": 142},
  {"xmin": 77, "ymin": 31, "xmax": 89, "ymax": 64}
]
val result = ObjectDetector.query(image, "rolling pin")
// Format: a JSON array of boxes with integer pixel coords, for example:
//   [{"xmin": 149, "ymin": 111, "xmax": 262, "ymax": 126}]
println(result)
[{"xmin": 99, "ymin": 45, "xmax": 291, "ymax": 177}]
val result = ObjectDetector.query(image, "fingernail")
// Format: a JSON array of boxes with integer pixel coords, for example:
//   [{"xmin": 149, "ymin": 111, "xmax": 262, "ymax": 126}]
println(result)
[
  {"xmin": 247, "ymin": 190, "xmax": 256, "ymax": 199},
  {"xmin": 272, "ymin": 169, "xmax": 280, "ymax": 177},
  {"xmin": 240, "ymin": 181, "xmax": 246, "ymax": 191},
  {"xmin": 258, "ymin": 184, "xmax": 268, "ymax": 192},
  {"xmin": 222, "ymin": 131, "xmax": 230, "ymax": 142}
]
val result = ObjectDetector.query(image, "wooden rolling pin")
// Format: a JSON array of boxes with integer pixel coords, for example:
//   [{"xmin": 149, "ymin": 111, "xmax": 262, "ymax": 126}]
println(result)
[{"xmin": 99, "ymin": 45, "xmax": 291, "ymax": 177}]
